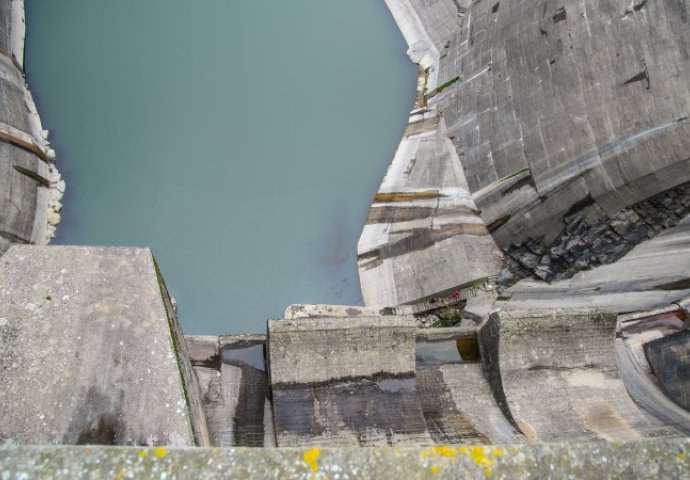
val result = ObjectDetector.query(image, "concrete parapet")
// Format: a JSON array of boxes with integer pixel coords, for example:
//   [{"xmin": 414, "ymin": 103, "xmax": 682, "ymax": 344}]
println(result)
[
  {"xmin": 2, "ymin": 438, "xmax": 690, "ymax": 479},
  {"xmin": 268, "ymin": 316, "xmax": 416, "ymax": 384},
  {"xmin": 0, "ymin": 245, "xmax": 205, "ymax": 446},
  {"xmin": 479, "ymin": 309, "xmax": 682, "ymax": 442}
]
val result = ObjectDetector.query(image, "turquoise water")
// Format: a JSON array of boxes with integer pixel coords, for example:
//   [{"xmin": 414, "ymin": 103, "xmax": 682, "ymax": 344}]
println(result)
[{"xmin": 24, "ymin": 1, "xmax": 416, "ymax": 334}]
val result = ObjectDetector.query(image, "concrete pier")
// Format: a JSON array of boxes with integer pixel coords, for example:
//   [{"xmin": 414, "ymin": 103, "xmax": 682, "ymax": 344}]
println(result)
[
  {"xmin": 267, "ymin": 316, "xmax": 431, "ymax": 447},
  {"xmin": 0, "ymin": 246, "xmax": 207, "ymax": 446}
]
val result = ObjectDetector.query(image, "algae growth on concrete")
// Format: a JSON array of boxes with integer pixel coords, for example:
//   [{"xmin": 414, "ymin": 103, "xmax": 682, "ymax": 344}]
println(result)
[{"xmin": 23, "ymin": 0, "xmax": 417, "ymax": 334}]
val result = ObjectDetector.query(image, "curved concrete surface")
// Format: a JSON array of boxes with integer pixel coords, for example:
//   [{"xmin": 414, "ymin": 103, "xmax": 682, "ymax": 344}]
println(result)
[
  {"xmin": 479, "ymin": 309, "xmax": 684, "ymax": 442},
  {"xmin": 0, "ymin": 0, "xmax": 63, "ymax": 256}
]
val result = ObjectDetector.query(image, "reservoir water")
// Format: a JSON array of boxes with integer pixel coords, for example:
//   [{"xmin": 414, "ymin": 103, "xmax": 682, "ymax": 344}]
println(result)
[{"xmin": 24, "ymin": 1, "xmax": 416, "ymax": 334}]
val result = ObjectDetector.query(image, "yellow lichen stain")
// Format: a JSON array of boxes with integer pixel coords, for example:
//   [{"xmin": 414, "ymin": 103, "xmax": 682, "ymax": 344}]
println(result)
[
  {"xmin": 303, "ymin": 448, "xmax": 321, "ymax": 473},
  {"xmin": 137, "ymin": 450, "xmax": 149, "ymax": 459},
  {"xmin": 432, "ymin": 446, "xmax": 459, "ymax": 458},
  {"xmin": 678, "ymin": 453, "xmax": 687, "ymax": 461},
  {"xmin": 114, "ymin": 468, "xmax": 125, "ymax": 480},
  {"xmin": 422, "ymin": 445, "xmax": 504, "ymax": 477},
  {"xmin": 154, "ymin": 447, "xmax": 167, "ymax": 458},
  {"xmin": 468, "ymin": 446, "xmax": 487, "ymax": 465}
]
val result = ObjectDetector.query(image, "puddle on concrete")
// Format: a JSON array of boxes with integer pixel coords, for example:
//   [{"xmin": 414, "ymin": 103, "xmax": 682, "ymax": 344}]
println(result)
[
  {"xmin": 377, "ymin": 377, "xmax": 417, "ymax": 393},
  {"xmin": 416, "ymin": 337, "xmax": 481, "ymax": 369},
  {"xmin": 221, "ymin": 343, "xmax": 266, "ymax": 372}
]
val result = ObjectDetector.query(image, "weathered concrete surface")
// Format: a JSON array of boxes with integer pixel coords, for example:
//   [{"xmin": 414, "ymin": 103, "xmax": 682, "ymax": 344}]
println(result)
[
  {"xmin": 268, "ymin": 316, "xmax": 417, "ymax": 384},
  {"xmin": 479, "ymin": 309, "xmax": 683, "ymax": 442},
  {"xmin": 358, "ymin": 102, "xmax": 502, "ymax": 308},
  {"xmin": 0, "ymin": 245, "xmax": 206, "ymax": 446},
  {"xmin": 646, "ymin": 329, "xmax": 690, "ymax": 412},
  {"xmin": 499, "ymin": 214, "xmax": 690, "ymax": 314},
  {"xmin": 372, "ymin": 0, "xmax": 690, "ymax": 302},
  {"xmin": 2, "ymin": 438, "xmax": 690, "ymax": 479},
  {"xmin": 186, "ymin": 335, "xmax": 274, "ymax": 447},
  {"xmin": 268, "ymin": 316, "xmax": 431, "ymax": 446},
  {"xmin": 498, "ymin": 182, "xmax": 690, "ymax": 287},
  {"xmin": 425, "ymin": 0, "xmax": 690, "ymax": 247},
  {"xmin": 0, "ymin": 0, "xmax": 63, "ymax": 255}
]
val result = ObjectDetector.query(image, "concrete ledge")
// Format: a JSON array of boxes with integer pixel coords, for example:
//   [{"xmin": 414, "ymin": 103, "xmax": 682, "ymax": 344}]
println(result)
[
  {"xmin": 0, "ymin": 246, "xmax": 204, "ymax": 446},
  {"xmin": 2, "ymin": 438, "xmax": 690, "ymax": 479}
]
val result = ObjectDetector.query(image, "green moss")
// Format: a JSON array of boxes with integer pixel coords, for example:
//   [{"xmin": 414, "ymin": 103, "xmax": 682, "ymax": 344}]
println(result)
[{"xmin": 435, "ymin": 76, "xmax": 460, "ymax": 94}]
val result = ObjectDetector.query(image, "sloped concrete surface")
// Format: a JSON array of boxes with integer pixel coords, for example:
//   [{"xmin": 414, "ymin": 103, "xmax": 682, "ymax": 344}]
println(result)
[
  {"xmin": 0, "ymin": 246, "xmax": 201, "ymax": 446},
  {"xmin": 500, "ymin": 214, "xmax": 690, "ymax": 314},
  {"xmin": 646, "ymin": 330, "xmax": 690, "ymax": 412},
  {"xmin": 186, "ymin": 335, "xmax": 274, "ymax": 447},
  {"xmin": 358, "ymin": 117, "xmax": 502, "ymax": 307}
]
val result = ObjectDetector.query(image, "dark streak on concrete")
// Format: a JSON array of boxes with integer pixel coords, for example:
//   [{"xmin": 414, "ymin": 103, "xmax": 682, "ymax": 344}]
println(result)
[
  {"xmin": 232, "ymin": 366, "xmax": 267, "ymax": 447},
  {"xmin": 65, "ymin": 387, "xmax": 128, "ymax": 446},
  {"xmin": 0, "ymin": 230, "xmax": 29, "ymax": 244},
  {"xmin": 645, "ymin": 330, "xmax": 690, "ymax": 411},
  {"xmin": 366, "ymin": 206, "xmax": 478, "ymax": 225},
  {"xmin": 654, "ymin": 278, "xmax": 690, "ymax": 291},
  {"xmin": 416, "ymin": 369, "xmax": 489, "ymax": 444},
  {"xmin": 477, "ymin": 315, "xmax": 522, "ymax": 433},
  {"xmin": 13, "ymin": 165, "xmax": 50, "ymax": 187},
  {"xmin": 358, "ymin": 224, "xmax": 489, "ymax": 263}
]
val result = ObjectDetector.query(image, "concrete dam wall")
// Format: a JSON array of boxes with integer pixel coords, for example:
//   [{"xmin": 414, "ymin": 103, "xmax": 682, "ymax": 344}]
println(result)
[
  {"xmin": 0, "ymin": 0, "xmax": 62, "ymax": 256},
  {"xmin": 359, "ymin": 0, "xmax": 690, "ymax": 306}
]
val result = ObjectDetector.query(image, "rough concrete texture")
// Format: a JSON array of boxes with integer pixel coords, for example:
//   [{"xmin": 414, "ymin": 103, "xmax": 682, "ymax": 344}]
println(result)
[
  {"xmin": 0, "ymin": 245, "xmax": 203, "ymax": 446},
  {"xmin": 268, "ymin": 316, "xmax": 431, "ymax": 446},
  {"xmin": 499, "ymin": 214, "xmax": 690, "ymax": 314},
  {"xmin": 0, "ymin": 0, "xmax": 63, "ymax": 256},
  {"xmin": 268, "ymin": 317, "xmax": 417, "ymax": 384},
  {"xmin": 186, "ymin": 335, "xmax": 274, "ymax": 447},
  {"xmin": 2, "ymin": 438, "xmax": 690, "ymax": 479},
  {"xmin": 646, "ymin": 329, "xmax": 690, "ymax": 411},
  {"xmin": 479, "ymin": 309, "xmax": 683, "ymax": 442},
  {"xmin": 358, "ymin": 114, "xmax": 503, "ymax": 307},
  {"xmin": 376, "ymin": 0, "xmax": 690, "ymax": 297}
]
